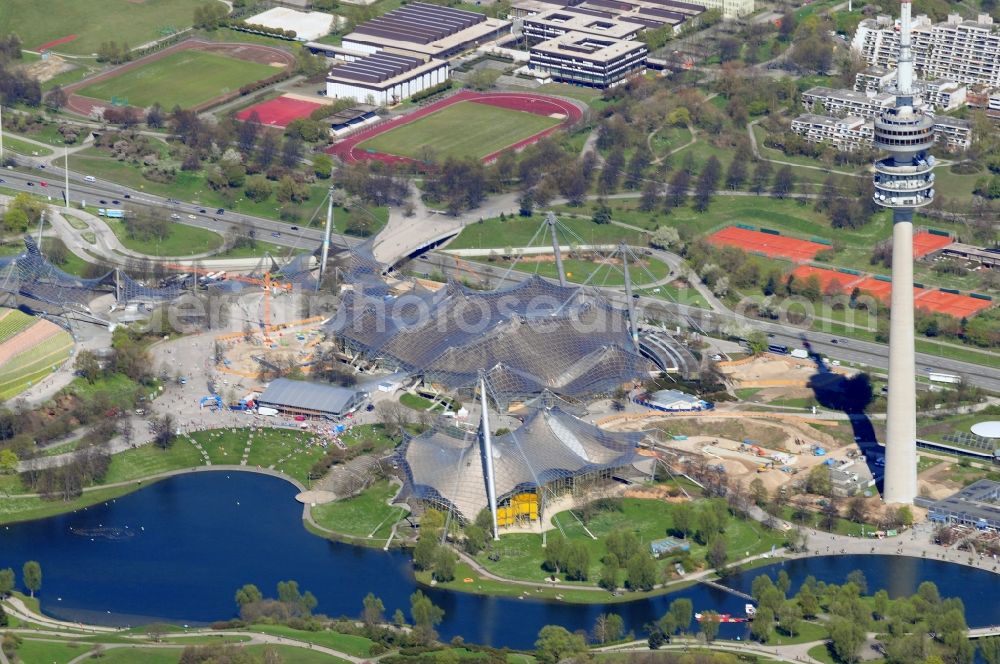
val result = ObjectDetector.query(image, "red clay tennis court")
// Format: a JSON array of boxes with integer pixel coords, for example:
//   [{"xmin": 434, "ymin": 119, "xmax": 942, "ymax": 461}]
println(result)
[
  {"xmin": 708, "ymin": 227, "xmax": 828, "ymax": 261},
  {"xmin": 236, "ymin": 95, "xmax": 326, "ymax": 128},
  {"xmin": 788, "ymin": 265, "xmax": 860, "ymax": 294},
  {"xmin": 853, "ymin": 277, "xmax": 893, "ymax": 303},
  {"xmin": 915, "ymin": 290, "xmax": 993, "ymax": 317},
  {"xmin": 912, "ymin": 231, "xmax": 953, "ymax": 258}
]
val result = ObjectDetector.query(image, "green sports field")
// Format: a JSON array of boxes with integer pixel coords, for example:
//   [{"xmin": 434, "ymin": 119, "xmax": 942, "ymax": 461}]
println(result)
[
  {"xmin": 358, "ymin": 101, "xmax": 562, "ymax": 161},
  {"xmin": 0, "ymin": 0, "xmax": 226, "ymax": 55},
  {"xmin": 76, "ymin": 50, "xmax": 279, "ymax": 109}
]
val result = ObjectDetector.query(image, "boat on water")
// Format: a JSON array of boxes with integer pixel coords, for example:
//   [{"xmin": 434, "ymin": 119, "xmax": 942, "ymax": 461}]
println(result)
[{"xmin": 694, "ymin": 604, "xmax": 757, "ymax": 623}]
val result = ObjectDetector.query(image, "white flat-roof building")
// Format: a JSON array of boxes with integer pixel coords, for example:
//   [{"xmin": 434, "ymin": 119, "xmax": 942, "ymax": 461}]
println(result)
[
  {"xmin": 854, "ymin": 66, "xmax": 897, "ymax": 94},
  {"xmin": 790, "ymin": 113, "xmax": 971, "ymax": 152},
  {"xmin": 529, "ymin": 31, "xmax": 647, "ymax": 87},
  {"xmin": 802, "ymin": 86, "xmax": 895, "ymax": 120},
  {"xmin": 853, "ymin": 12, "xmax": 1000, "ymax": 88},
  {"xmin": 643, "ymin": 389, "xmax": 709, "ymax": 411},
  {"xmin": 790, "ymin": 114, "xmax": 873, "ymax": 152},
  {"xmin": 923, "ymin": 79, "xmax": 967, "ymax": 111},
  {"xmin": 341, "ymin": 2, "xmax": 510, "ymax": 59},
  {"xmin": 245, "ymin": 7, "xmax": 338, "ymax": 41},
  {"xmin": 326, "ymin": 52, "xmax": 450, "ymax": 106}
]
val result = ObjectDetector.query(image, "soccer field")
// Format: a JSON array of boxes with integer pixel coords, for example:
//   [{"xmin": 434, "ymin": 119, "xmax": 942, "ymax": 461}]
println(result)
[
  {"xmin": 358, "ymin": 101, "xmax": 562, "ymax": 161},
  {"xmin": 76, "ymin": 50, "xmax": 279, "ymax": 109},
  {"xmin": 0, "ymin": 0, "xmax": 224, "ymax": 55}
]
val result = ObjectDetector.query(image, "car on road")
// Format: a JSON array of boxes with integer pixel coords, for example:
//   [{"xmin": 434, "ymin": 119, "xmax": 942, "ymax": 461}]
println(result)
[
  {"xmin": 26, "ymin": 181, "xmax": 34, "ymax": 186},
  {"xmin": 170, "ymin": 214, "xmax": 180, "ymax": 220},
  {"xmin": 188, "ymin": 214, "xmax": 196, "ymax": 220},
  {"xmin": 123, "ymin": 194, "xmax": 131, "ymax": 198},
  {"xmin": 271, "ymin": 232, "xmax": 281, "ymax": 237},
  {"xmin": 39, "ymin": 181, "xmax": 47, "ymax": 187},
  {"xmin": 290, "ymin": 226, "xmax": 298, "ymax": 231},
  {"xmin": 365, "ymin": 403, "xmax": 375, "ymax": 412},
  {"xmin": 112, "ymin": 199, "xmax": 120, "ymax": 204},
  {"xmin": 37, "ymin": 164, "xmax": 45, "ymax": 169},
  {"xmin": 831, "ymin": 339, "xmax": 838, "ymax": 344},
  {"xmin": 0, "ymin": 179, "xmax": 5, "ymax": 183},
  {"xmin": 99, "ymin": 199, "xmax": 107, "ymax": 204},
  {"xmin": 84, "ymin": 175, "xmax": 96, "ymax": 182},
  {"xmin": 216, "ymin": 208, "xmax": 225, "ymax": 214},
  {"xmin": 199, "ymin": 208, "xmax": 206, "ymax": 214}
]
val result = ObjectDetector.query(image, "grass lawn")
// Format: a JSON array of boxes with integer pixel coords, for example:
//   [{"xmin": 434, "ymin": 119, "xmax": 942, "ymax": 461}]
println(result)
[
  {"xmin": 94, "ymin": 648, "xmax": 183, "ymax": 663},
  {"xmin": 0, "ymin": 482, "xmax": 143, "ymax": 525},
  {"xmin": 0, "ymin": 0, "xmax": 225, "ymax": 55},
  {"xmin": 77, "ymin": 50, "xmax": 279, "ymax": 109},
  {"xmin": 359, "ymin": 101, "xmax": 562, "ymax": 161},
  {"xmin": 248, "ymin": 625, "xmax": 376, "ymax": 658},
  {"xmin": 244, "ymin": 427, "xmax": 307, "ymax": 470},
  {"xmin": 192, "ymin": 429, "xmax": 251, "ymax": 466},
  {"xmin": 448, "ymin": 213, "xmax": 646, "ymax": 250},
  {"xmin": 14, "ymin": 639, "xmax": 93, "ymax": 663},
  {"xmin": 101, "ymin": 216, "xmax": 224, "ymax": 256},
  {"xmin": 101, "ymin": 439, "xmax": 205, "ymax": 485},
  {"xmin": 310, "ymin": 480, "xmax": 405, "ymax": 539},
  {"xmin": 475, "ymin": 498, "xmax": 785, "ymax": 585},
  {"xmin": 1, "ymin": 134, "xmax": 53, "ymax": 157},
  {"xmin": 767, "ymin": 619, "xmax": 828, "ymax": 645},
  {"xmin": 400, "ymin": 392, "xmax": 439, "ymax": 411},
  {"xmin": 252, "ymin": 645, "xmax": 352, "ymax": 664},
  {"xmin": 42, "ymin": 239, "xmax": 94, "ymax": 277}
]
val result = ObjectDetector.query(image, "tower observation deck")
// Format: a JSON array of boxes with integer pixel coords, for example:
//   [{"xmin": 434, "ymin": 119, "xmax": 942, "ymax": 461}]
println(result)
[{"xmin": 875, "ymin": 0, "xmax": 929, "ymax": 504}]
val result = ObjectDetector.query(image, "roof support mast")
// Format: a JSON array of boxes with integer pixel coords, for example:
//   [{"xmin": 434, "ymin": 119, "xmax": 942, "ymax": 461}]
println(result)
[
  {"xmin": 547, "ymin": 212, "xmax": 568, "ymax": 287},
  {"xmin": 620, "ymin": 242, "xmax": 641, "ymax": 352},
  {"xmin": 319, "ymin": 166, "xmax": 334, "ymax": 284},
  {"xmin": 479, "ymin": 375, "xmax": 500, "ymax": 541}
]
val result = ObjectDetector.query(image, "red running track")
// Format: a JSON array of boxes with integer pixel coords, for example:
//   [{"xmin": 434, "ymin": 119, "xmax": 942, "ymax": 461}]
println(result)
[
  {"xmin": 327, "ymin": 90, "xmax": 583, "ymax": 166},
  {"xmin": 236, "ymin": 95, "xmax": 325, "ymax": 128},
  {"xmin": 38, "ymin": 34, "xmax": 78, "ymax": 51}
]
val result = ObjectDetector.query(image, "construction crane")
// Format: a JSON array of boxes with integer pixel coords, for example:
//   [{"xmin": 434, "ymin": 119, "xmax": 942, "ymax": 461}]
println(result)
[{"xmin": 162, "ymin": 262, "xmax": 291, "ymax": 338}]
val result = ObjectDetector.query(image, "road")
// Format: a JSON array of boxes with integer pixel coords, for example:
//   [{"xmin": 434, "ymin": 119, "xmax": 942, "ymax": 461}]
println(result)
[{"xmin": 6, "ymin": 153, "xmax": 999, "ymax": 391}]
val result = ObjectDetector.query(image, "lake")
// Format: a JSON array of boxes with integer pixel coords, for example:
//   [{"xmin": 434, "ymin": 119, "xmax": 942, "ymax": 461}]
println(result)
[{"xmin": 2, "ymin": 471, "xmax": 999, "ymax": 649}]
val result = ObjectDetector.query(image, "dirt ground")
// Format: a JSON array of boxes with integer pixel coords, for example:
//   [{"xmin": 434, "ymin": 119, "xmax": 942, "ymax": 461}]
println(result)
[
  {"xmin": 19, "ymin": 55, "xmax": 76, "ymax": 83},
  {"xmin": 720, "ymin": 354, "xmax": 854, "ymax": 389}
]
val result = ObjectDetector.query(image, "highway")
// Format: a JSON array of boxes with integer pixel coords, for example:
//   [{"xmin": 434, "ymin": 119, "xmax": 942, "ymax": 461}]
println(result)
[{"xmin": 4, "ymin": 160, "xmax": 999, "ymax": 393}]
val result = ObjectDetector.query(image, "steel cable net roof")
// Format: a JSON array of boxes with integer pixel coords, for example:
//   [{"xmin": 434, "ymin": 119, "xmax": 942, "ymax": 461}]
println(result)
[
  {"xmin": 118, "ymin": 272, "xmax": 190, "ymax": 303},
  {"xmin": 281, "ymin": 252, "xmax": 318, "ymax": 290},
  {"xmin": 3, "ymin": 237, "xmax": 114, "ymax": 306},
  {"xmin": 328, "ymin": 275, "xmax": 651, "ymax": 400},
  {"xmin": 397, "ymin": 406, "xmax": 650, "ymax": 522}
]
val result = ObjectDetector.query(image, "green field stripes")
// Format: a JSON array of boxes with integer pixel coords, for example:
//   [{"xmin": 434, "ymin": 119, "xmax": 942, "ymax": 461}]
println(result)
[
  {"xmin": 358, "ymin": 102, "xmax": 561, "ymax": 161},
  {"xmin": 0, "ymin": 333, "xmax": 74, "ymax": 400},
  {"xmin": 0, "ymin": 310, "xmax": 35, "ymax": 344},
  {"xmin": 77, "ymin": 50, "xmax": 278, "ymax": 109}
]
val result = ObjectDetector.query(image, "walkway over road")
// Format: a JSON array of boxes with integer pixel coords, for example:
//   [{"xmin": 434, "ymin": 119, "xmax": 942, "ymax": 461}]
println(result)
[{"xmin": 698, "ymin": 578, "xmax": 754, "ymax": 601}]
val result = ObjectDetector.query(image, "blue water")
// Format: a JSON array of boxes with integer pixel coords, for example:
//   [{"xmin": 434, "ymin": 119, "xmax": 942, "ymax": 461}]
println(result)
[{"xmin": 2, "ymin": 471, "xmax": 999, "ymax": 649}]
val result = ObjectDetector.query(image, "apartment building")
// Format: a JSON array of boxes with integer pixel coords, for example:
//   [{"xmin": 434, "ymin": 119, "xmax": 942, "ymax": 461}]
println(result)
[
  {"xmin": 790, "ymin": 113, "xmax": 972, "ymax": 151},
  {"xmin": 923, "ymin": 79, "xmax": 967, "ymax": 111},
  {"xmin": 854, "ymin": 66, "xmax": 896, "ymax": 94},
  {"xmin": 802, "ymin": 86, "xmax": 895, "ymax": 119},
  {"xmin": 853, "ymin": 13, "xmax": 1000, "ymax": 88}
]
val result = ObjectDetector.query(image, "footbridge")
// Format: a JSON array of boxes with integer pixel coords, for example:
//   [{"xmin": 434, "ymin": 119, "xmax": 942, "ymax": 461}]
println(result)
[{"xmin": 698, "ymin": 578, "xmax": 754, "ymax": 601}]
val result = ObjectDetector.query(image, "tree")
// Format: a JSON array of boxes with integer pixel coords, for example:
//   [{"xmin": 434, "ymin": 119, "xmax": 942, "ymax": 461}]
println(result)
[
  {"xmin": 275, "ymin": 175, "xmax": 308, "ymax": 203},
  {"xmin": 797, "ymin": 584, "xmax": 820, "ymax": 619},
  {"xmin": 778, "ymin": 600, "xmax": 802, "ymax": 637},
  {"xmin": 256, "ymin": 132, "xmax": 279, "ymax": 169},
  {"xmin": 593, "ymin": 613, "xmax": 625, "ymax": 644},
  {"xmin": 771, "ymin": 165, "xmax": 795, "ymax": 199},
  {"xmin": 543, "ymin": 533, "xmax": 566, "ymax": 575},
  {"xmin": 639, "ymin": 179, "xmax": 661, "ymax": 212},
  {"xmin": 672, "ymin": 502, "xmax": 695, "ymax": 538},
  {"xmin": 626, "ymin": 551, "xmax": 657, "ymax": 591},
  {"xmin": 693, "ymin": 155, "xmax": 721, "ymax": 212},
  {"xmin": 777, "ymin": 570, "xmax": 791, "ymax": 595},
  {"xmin": 599, "ymin": 558, "xmax": 619, "ymax": 591},
  {"xmin": 413, "ymin": 535, "xmax": 438, "ymax": 571},
  {"xmin": 667, "ymin": 598, "xmax": 693, "ymax": 635},
  {"xmin": 846, "ymin": 569, "xmax": 868, "ymax": 595},
  {"xmin": 235, "ymin": 583, "xmax": 262, "ymax": 608},
  {"xmin": 433, "ymin": 546, "xmax": 456, "ymax": 582},
  {"xmin": 895, "ymin": 505, "xmax": 914, "ymax": 527},
  {"xmin": 649, "ymin": 226, "xmax": 680, "ymax": 251},
  {"xmin": 362, "ymin": 592, "xmax": 385, "ymax": 627},
  {"xmin": 465, "ymin": 68, "xmax": 502, "ymax": 91},
  {"xmin": 0, "ymin": 568, "xmax": 14, "ymax": 597},
  {"xmin": 725, "ymin": 157, "xmax": 747, "ymax": 190},
  {"xmin": 244, "ymin": 175, "xmax": 272, "ymax": 202},
  {"xmin": 0, "ymin": 449, "xmax": 19, "ymax": 474},
  {"xmin": 45, "ymin": 84, "xmax": 67, "ymax": 110},
  {"xmin": 281, "ymin": 135, "xmax": 303, "ymax": 169},
  {"xmin": 751, "ymin": 160, "xmax": 772, "ymax": 195},
  {"xmin": 312, "ymin": 153, "xmax": 333, "ymax": 179},
  {"xmin": 535, "ymin": 625, "xmax": 588, "ymax": 664},
  {"xmin": 980, "ymin": 636, "xmax": 1000, "ymax": 664},
  {"xmin": 829, "ymin": 616, "xmax": 866, "ymax": 664},
  {"xmin": 750, "ymin": 606, "xmax": 774, "ymax": 642},
  {"xmin": 393, "ymin": 608, "xmax": 407, "ymax": 626},
  {"xmin": 238, "ymin": 111, "xmax": 262, "ymax": 152},
  {"xmin": 847, "ymin": 495, "xmax": 868, "ymax": 524},
  {"xmin": 700, "ymin": 611, "xmax": 721, "ymax": 643},
  {"xmin": 22, "ymin": 561, "xmax": 41, "ymax": 598},
  {"xmin": 749, "ymin": 477, "xmax": 768, "ymax": 506},
  {"xmin": 707, "ymin": 535, "xmax": 728, "ymax": 570},
  {"xmin": 410, "ymin": 591, "xmax": 444, "ymax": 644},
  {"xmin": 807, "ymin": 464, "xmax": 832, "ymax": 496},
  {"xmin": 563, "ymin": 541, "xmax": 591, "ymax": 581}
]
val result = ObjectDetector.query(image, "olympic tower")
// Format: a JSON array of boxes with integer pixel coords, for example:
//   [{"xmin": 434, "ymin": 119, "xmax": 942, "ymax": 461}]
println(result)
[{"xmin": 872, "ymin": 0, "xmax": 935, "ymax": 504}]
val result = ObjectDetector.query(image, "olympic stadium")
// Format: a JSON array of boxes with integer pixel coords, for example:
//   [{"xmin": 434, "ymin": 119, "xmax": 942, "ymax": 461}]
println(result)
[
  {"xmin": 396, "ymin": 405, "xmax": 655, "ymax": 526},
  {"xmin": 327, "ymin": 245, "xmax": 696, "ymax": 407}
]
